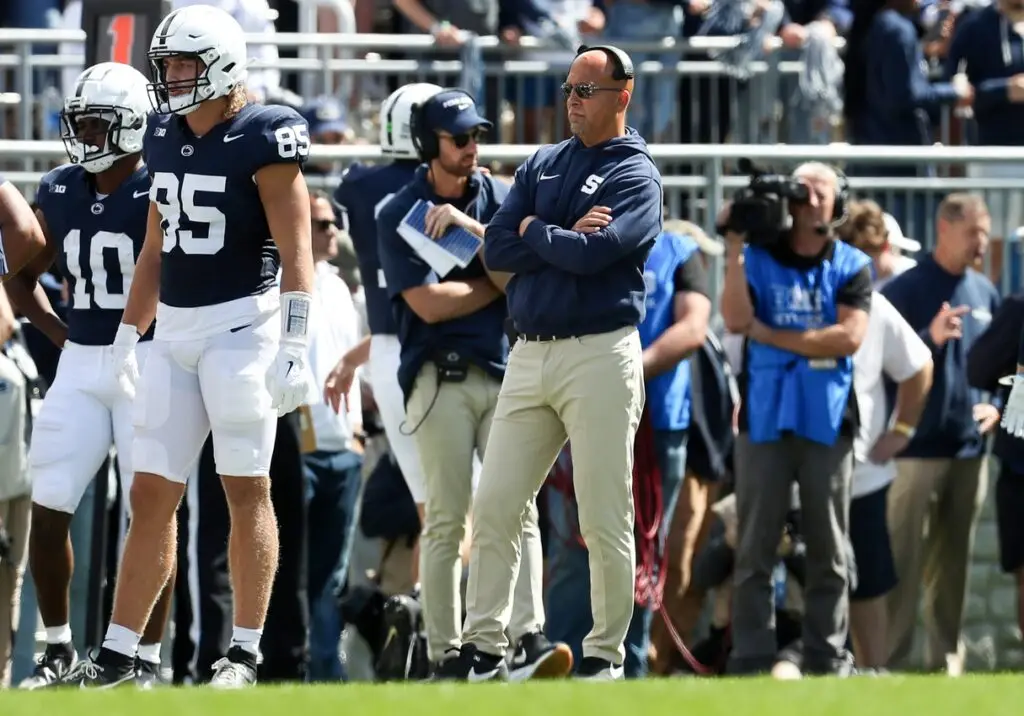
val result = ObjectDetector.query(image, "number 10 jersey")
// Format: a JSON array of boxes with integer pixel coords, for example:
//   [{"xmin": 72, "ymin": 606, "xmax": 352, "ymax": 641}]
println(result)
[
  {"xmin": 142, "ymin": 102, "xmax": 310, "ymax": 340},
  {"xmin": 35, "ymin": 163, "xmax": 153, "ymax": 346}
]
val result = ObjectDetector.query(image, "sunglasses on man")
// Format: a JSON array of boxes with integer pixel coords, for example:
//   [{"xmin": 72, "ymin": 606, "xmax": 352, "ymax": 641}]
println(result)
[
  {"xmin": 561, "ymin": 82, "xmax": 622, "ymax": 100},
  {"xmin": 441, "ymin": 128, "xmax": 487, "ymax": 148}
]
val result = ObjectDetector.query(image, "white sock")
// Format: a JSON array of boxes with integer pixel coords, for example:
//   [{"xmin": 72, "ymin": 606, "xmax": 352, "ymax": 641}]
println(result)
[
  {"xmin": 101, "ymin": 624, "xmax": 141, "ymax": 659},
  {"xmin": 45, "ymin": 624, "xmax": 72, "ymax": 645},
  {"xmin": 137, "ymin": 643, "xmax": 162, "ymax": 665},
  {"xmin": 230, "ymin": 626, "xmax": 263, "ymax": 657}
]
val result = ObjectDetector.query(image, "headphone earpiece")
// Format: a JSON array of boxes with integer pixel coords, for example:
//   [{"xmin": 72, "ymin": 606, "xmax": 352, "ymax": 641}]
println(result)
[{"xmin": 831, "ymin": 166, "xmax": 850, "ymax": 227}]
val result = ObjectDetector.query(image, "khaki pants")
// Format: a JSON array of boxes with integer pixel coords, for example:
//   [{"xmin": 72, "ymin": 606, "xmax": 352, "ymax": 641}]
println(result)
[
  {"xmin": 886, "ymin": 457, "xmax": 988, "ymax": 671},
  {"xmin": 407, "ymin": 363, "xmax": 544, "ymax": 661},
  {"xmin": 0, "ymin": 494, "xmax": 30, "ymax": 687},
  {"xmin": 464, "ymin": 327, "xmax": 645, "ymax": 665}
]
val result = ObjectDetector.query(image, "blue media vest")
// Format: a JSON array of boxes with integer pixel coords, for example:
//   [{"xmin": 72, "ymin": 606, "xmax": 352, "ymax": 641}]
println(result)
[
  {"xmin": 638, "ymin": 232, "xmax": 700, "ymax": 431},
  {"xmin": 744, "ymin": 241, "xmax": 870, "ymax": 445}
]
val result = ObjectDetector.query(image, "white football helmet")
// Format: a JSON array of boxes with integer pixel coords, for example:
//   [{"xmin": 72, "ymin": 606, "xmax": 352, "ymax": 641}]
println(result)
[
  {"xmin": 60, "ymin": 62, "xmax": 150, "ymax": 174},
  {"xmin": 379, "ymin": 83, "xmax": 443, "ymax": 160},
  {"xmin": 147, "ymin": 4, "xmax": 248, "ymax": 115}
]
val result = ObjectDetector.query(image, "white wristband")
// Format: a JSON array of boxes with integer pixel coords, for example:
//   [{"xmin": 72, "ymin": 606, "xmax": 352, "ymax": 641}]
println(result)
[
  {"xmin": 114, "ymin": 322, "xmax": 140, "ymax": 349},
  {"xmin": 281, "ymin": 291, "xmax": 312, "ymax": 341}
]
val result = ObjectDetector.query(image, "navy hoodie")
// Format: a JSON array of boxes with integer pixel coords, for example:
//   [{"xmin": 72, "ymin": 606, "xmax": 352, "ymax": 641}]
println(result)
[
  {"xmin": 484, "ymin": 128, "xmax": 663, "ymax": 338},
  {"xmin": 945, "ymin": 6, "xmax": 1024, "ymax": 146},
  {"xmin": 855, "ymin": 8, "xmax": 959, "ymax": 146},
  {"xmin": 881, "ymin": 255, "xmax": 1000, "ymax": 459},
  {"xmin": 377, "ymin": 166, "xmax": 510, "ymax": 402}
]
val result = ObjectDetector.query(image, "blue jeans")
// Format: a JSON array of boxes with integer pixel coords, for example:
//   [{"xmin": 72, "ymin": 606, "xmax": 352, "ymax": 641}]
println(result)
[
  {"xmin": 604, "ymin": 2, "xmax": 684, "ymax": 140},
  {"xmin": 544, "ymin": 430, "xmax": 688, "ymax": 677},
  {"xmin": 304, "ymin": 449, "xmax": 363, "ymax": 682}
]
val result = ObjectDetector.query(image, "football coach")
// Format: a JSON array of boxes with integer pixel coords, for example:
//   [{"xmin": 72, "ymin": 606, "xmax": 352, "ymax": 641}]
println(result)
[{"xmin": 438, "ymin": 45, "xmax": 663, "ymax": 682}]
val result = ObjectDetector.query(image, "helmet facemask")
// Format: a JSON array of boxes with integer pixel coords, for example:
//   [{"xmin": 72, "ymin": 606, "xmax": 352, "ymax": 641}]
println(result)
[
  {"xmin": 147, "ymin": 49, "xmax": 225, "ymax": 115},
  {"xmin": 60, "ymin": 103, "xmax": 131, "ymax": 174}
]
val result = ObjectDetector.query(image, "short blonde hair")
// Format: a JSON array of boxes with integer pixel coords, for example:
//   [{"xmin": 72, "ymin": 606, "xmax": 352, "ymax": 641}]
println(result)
[
  {"xmin": 938, "ymin": 193, "xmax": 988, "ymax": 224},
  {"xmin": 838, "ymin": 199, "xmax": 887, "ymax": 255}
]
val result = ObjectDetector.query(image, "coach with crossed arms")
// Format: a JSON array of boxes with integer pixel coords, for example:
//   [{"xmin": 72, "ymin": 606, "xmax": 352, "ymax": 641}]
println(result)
[{"xmin": 438, "ymin": 45, "xmax": 663, "ymax": 682}]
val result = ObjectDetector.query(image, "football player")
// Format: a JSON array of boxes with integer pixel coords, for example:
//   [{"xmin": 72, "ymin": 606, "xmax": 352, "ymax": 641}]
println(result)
[
  {"xmin": 68, "ymin": 4, "xmax": 317, "ymax": 689},
  {"xmin": 0, "ymin": 176, "xmax": 47, "ymax": 278},
  {"xmin": 5, "ymin": 62, "xmax": 173, "ymax": 690},
  {"xmin": 325, "ymin": 82, "xmax": 441, "ymax": 552}
]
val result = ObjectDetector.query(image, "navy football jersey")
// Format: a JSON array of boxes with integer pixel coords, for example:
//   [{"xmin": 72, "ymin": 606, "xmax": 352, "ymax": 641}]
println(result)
[
  {"xmin": 142, "ymin": 103, "xmax": 309, "ymax": 308},
  {"xmin": 35, "ymin": 164, "xmax": 153, "ymax": 346},
  {"xmin": 334, "ymin": 159, "xmax": 418, "ymax": 336}
]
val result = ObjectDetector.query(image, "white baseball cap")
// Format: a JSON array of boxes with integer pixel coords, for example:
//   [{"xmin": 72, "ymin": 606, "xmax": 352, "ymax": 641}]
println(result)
[{"xmin": 883, "ymin": 213, "xmax": 922, "ymax": 253}]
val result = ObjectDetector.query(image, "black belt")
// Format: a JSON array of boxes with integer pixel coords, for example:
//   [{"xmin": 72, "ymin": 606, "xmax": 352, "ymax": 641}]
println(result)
[{"xmin": 519, "ymin": 334, "xmax": 577, "ymax": 343}]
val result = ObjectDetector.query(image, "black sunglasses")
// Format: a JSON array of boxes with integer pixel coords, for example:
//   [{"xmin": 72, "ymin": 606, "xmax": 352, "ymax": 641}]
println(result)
[
  {"xmin": 442, "ymin": 128, "xmax": 487, "ymax": 148},
  {"xmin": 312, "ymin": 218, "xmax": 335, "ymax": 232},
  {"xmin": 561, "ymin": 82, "xmax": 622, "ymax": 100}
]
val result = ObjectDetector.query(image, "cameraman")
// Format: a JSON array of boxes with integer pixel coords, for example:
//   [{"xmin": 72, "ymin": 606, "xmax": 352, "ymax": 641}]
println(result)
[{"xmin": 720, "ymin": 162, "xmax": 873, "ymax": 676}]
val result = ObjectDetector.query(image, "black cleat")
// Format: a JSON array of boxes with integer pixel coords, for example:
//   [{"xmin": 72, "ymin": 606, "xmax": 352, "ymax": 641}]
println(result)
[
  {"xmin": 135, "ymin": 659, "xmax": 169, "ymax": 688},
  {"xmin": 432, "ymin": 643, "xmax": 508, "ymax": 682},
  {"xmin": 508, "ymin": 631, "xmax": 573, "ymax": 681},
  {"xmin": 209, "ymin": 646, "xmax": 258, "ymax": 689},
  {"xmin": 60, "ymin": 648, "xmax": 136, "ymax": 688},
  {"xmin": 576, "ymin": 656, "xmax": 624, "ymax": 681},
  {"xmin": 18, "ymin": 642, "xmax": 77, "ymax": 689}
]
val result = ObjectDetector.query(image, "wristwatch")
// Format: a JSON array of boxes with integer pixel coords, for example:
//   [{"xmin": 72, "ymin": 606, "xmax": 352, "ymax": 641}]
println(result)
[{"xmin": 891, "ymin": 420, "xmax": 916, "ymax": 439}]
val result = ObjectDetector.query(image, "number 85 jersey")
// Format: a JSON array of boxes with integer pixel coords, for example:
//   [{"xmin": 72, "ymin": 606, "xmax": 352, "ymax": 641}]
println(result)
[
  {"xmin": 35, "ymin": 163, "xmax": 153, "ymax": 346},
  {"xmin": 142, "ymin": 103, "xmax": 309, "ymax": 339}
]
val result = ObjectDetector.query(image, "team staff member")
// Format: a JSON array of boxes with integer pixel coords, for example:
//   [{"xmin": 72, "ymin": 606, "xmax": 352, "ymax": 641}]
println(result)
[
  {"xmin": 448, "ymin": 46, "xmax": 662, "ymax": 682},
  {"xmin": 377, "ymin": 89, "xmax": 564, "ymax": 680},
  {"xmin": 326, "ymin": 84, "xmax": 442, "ymax": 585},
  {"xmin": 721, "ymin": 163, "xmax": 873, "ymax": 676},
  {"xmin": 0, "ymin": 177, "xmax": 47, "ymax": 279}
]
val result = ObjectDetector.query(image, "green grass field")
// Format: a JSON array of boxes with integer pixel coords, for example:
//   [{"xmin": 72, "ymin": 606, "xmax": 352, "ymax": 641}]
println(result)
[{"xmin": 2, "ymin": 676, "xmax": 1022, "ymax": 715}]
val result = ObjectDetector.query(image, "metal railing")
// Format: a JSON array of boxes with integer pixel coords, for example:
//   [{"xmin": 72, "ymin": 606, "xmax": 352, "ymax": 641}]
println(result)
[
  {"xmin": 4, "ymin": 141, "xmax": 1024, "ymax": 298},
  {"xmin": 0, "ymin": 29, "xmax": 959, "ymax": 147}
]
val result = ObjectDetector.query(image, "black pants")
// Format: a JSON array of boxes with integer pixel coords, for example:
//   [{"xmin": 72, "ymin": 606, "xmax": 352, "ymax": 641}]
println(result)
[{"xmin": 172, "ymin": 413, "xmax": 309, "ymax": 683}]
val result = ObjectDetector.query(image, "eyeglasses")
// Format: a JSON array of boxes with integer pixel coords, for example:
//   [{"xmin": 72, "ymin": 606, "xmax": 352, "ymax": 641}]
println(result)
[
  {"xmin": 561, "ymin": 82, "xmax": 622, "ymax": 100},
  {"xmin": 312, "ymin": 218, "xmax": 335, "ymax": 232},
  {"xmin": 441, "ymin": 128, "xmax": 487, "ymax": 148}
]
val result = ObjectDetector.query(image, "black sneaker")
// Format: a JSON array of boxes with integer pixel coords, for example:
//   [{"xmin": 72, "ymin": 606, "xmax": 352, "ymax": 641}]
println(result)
[
  {"xmin": 576, "ymin": 656, "xmax": 624, "ymax": 681},
  {"xmin": 432, "ymin": 643, "xmax": 507, "ymax": 682},
  {"xmin": 135, "ymin": 659, "xmax": 168, "ymax": 689},
  {"xmin": 508, "ymin": 631, "xmax": 573, "ymax": 682},
  {"xmin": 60, "ymin": 648, "xmax": 136, "ymax": 688},
  {"xmin": 18, "ymin": 642, "xmax": 78, "ymax": 689},
  {"xmin": 209, "ymin": 646, "xmax": 258, "ymax": 689}
]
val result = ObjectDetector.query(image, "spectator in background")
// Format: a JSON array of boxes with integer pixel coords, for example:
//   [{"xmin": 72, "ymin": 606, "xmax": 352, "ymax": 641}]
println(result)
[
  {"xmin": 302, "ymin": 191, "xmax": 366, "ymax": 682},
  {"xmin": 57, "ymin": 0, "xmax": 282, "ymax": 102},
  {"xmin": 301, "ymin": 96, "xmax": 354, "ymax": 177},
  {"xmin": 845, "ymin": 286, "xmax": 933, "ymax": 672},
  {"xmin": 966, "ymin": 288, "xmax": 1024, "ymax": 648},
  {"xmin": 946, "ymin": 0, "xmax": 1024, "ymax": 241},
  {"xmin": 843, "ymin": 0, "xmax": 971, "ymax": 232},
  {"xmin": 603, "ymin": 0, "xmax": 683, "ymax": 142},
  {"xmin": 0, "ymin": 286, "xmax": 31, "ymax": 687},
  {"xmin": 837, "ymin": 200, "xmax": 920, "ymax": 289},
  {"xmin": 880, "ymin": 193, "xmax": 1000, "ymax": 675}
]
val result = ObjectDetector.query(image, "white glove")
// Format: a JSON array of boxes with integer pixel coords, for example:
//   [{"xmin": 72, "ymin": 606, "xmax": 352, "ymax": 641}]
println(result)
[
  {"xmin": 1002, "ymin": 375, "xmax": 1024, "ymax": 438},
  {"xmin": 110, "ymin": 323, "xmax": 141, "ymax": 399},
  {"xmin": 269, "ymin": 291, "xmax": 318, "ymax": 417}
]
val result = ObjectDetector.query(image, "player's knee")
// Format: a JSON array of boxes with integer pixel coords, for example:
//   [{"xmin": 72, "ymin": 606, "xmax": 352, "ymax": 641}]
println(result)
[
  {"xmin": 29, "ymin": 502, "xmax": 74, "ymax": 545},
  {"xmin": 128, "ymin": 472, "xmax": 185, "ymax": 523}
]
